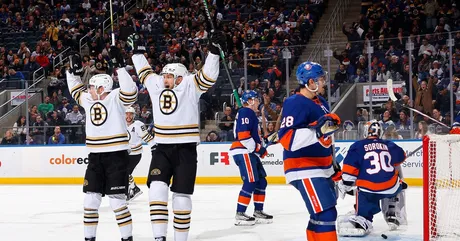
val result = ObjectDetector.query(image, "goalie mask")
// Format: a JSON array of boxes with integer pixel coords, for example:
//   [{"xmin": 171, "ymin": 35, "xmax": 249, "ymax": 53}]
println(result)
[
  {"xmin": 160, "ymin": 63, "xmax": 188, "ymax": 88},
  {"xmin": 363, "ymin": 120, "xmax": 383, "ymax": 139},
  {"xmin": 89, "ymin": 74, "xmax": 113, "ymax": 99}
]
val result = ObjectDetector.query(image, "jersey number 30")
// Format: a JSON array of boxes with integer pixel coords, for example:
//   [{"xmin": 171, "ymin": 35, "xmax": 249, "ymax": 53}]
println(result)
[{"xmin": 365, "ymin": 151, "xmax": 394, "ymax": 175}]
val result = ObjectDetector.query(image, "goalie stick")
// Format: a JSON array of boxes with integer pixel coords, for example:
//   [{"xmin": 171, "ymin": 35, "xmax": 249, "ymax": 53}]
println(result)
[{"xmin": 386, "ymin": 79, "xmax": 449, "ymax": 128}]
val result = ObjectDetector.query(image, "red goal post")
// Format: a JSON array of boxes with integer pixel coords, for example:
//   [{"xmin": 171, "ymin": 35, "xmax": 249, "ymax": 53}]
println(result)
[{"xmin": 423, "ymin": 134, "xmax": 460, "ymax": 241}]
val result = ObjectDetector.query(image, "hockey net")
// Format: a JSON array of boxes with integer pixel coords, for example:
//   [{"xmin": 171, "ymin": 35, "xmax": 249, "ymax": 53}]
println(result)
[{"xmin": 423, "ymin": 134, "xmax": 460, "ymax": 241}]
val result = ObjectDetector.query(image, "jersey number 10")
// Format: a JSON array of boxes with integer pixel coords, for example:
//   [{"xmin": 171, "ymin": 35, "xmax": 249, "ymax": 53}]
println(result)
[{"xmin": 365, "ymin": 151, "xmax": 394, "ymax": 175}]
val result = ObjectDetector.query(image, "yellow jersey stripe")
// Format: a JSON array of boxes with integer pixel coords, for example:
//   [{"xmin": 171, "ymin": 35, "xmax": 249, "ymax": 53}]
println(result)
[
  {"xmin": 86, "ymin": 133, "xmax": 128, "ymax": 141},
  {"xmin": 154, "ymin": 124, "xmax": 199, "ymax": 130}
]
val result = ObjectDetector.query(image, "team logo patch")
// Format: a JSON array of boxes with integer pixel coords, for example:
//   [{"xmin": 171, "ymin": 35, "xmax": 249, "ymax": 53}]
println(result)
[
  {"xmin": 83, "ymin": 179, "xmax": 88, "ymax": 186},
  {"xmin": 151, "ymin": 168, "xmax": 161, "ymax": 175},
  {"xmin": 159, "ymin": 89, "xmax": 178, "ymax": 115},
  {"xmin": 90, "ymin": 102, "xmax": 108, "ymax": 126}
]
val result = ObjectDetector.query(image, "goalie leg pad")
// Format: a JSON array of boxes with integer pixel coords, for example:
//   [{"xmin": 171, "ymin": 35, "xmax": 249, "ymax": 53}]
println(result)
[{"xmin": 381, "ymin": 188, "xmax": 407, "ymax": 229}]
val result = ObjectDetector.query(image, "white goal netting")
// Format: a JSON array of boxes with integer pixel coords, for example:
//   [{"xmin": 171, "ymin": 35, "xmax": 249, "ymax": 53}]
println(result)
[{"xmin": 424, "ymin": 134, "xmax": 460, "ymax": 241}]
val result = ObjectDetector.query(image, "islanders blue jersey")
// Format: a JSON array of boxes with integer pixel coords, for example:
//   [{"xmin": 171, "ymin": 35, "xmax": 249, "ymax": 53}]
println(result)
[
  {"xmin": 230, "ymin": 107, "xmax": 261, "ymax": 155},
  {"xmin": 278, "ymin": 94, "xmax": 334, "ymax": 183},
  {"xmin": 342, "ymin": 138, "xmax": 406, "ymax": 194}
]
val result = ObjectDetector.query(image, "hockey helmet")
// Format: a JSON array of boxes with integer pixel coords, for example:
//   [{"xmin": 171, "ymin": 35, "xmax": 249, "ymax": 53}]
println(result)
[
  {"xmin": 241, "ymin": 90, "xmax": 259, "ymax": 104},
  {"xmin": 160, "ymin": 63, "xmax": 189, "ymax": 79},
  {"xmin": 126, "ymin": 106, "xmax": 136, "ymax": 114},
  {"xmin": 89, "ymin": 74, "xmax": 113, "ymax": 93},
  {"xmin": 363, "ymin": 119, "xmax": 383, "ymax": 139},
  {"xmin": 296, "ymin": 61, "xmax": 326, "ymax": 91}
]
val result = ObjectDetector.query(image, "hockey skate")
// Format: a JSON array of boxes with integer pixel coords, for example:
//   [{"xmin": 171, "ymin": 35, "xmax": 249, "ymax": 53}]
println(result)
[
  {"xmin": 154, "ymin": 237, "xmax": 166, "ymax": 241},
  {"xmin": 337, "ymin": 215, "xmax": 372, "ymax": 237},
  {"xmin": 127, "ymin": 185, "xmax": 143, "ymax": 202},
  {"xmin": 253, "ymin": 210, "xmax": 273, "ymax": 224},
  {"xmin": 121, "ymin": 237, "xmax": 133, "ymax": 241},
  {"xmin": 85, "ymin": 238, "xmax": 95, "ymax": 241},
  {"xmin": 235, "ymin": 212, "xmax": 256, "ymax": 226}
]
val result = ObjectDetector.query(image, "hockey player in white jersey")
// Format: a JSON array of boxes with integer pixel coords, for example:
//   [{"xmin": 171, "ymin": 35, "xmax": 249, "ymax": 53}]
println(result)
[
  {"xmin": 67, "ymin": 48, "xmax": 138, "ymax": 241},
  {"xmin": 125, "ymin": 106, "xmax": 156, "ymax": 201},
  {"xmin": 129, "ymin": 30, "xmax": 226, "ymax": 241}
]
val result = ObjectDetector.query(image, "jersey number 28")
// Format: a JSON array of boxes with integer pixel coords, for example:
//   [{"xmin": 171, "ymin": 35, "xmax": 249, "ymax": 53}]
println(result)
[
  {"xmin": 280, "ymin": 116, "xmax": 294, "ymax": 128},
  {"xmin": 365, "ymin": 151, "xmax": 394, "ymax": 175}
]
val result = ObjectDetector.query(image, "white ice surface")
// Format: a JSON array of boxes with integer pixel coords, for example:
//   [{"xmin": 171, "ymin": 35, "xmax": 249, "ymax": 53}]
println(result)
[{"xmin": 0, "ymin": 185, "xmax": 423, "ymax": 241}]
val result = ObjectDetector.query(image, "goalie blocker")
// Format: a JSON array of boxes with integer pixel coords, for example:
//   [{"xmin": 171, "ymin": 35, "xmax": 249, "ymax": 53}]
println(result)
[{"xmin": 337, "ymin": 120, "xmax": 408, "ymax": 237}]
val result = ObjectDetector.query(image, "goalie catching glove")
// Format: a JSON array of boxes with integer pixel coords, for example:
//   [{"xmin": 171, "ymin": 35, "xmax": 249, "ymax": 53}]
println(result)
[
  {"xmin": 68, "ymin": 52, "xmax": 84, "ymax": 76},
  {"xmin": 309, "ymin": 113, "xmax": 341, "ymax": 148}
]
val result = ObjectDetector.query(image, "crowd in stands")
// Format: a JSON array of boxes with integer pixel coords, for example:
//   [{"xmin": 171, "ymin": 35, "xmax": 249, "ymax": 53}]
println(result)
[
  {"xmin": 334, "ymin": 0, "xmax": 460, "ymax": 139},
  {"xmin": 1, "ymin": 0, "xmax": 325, "ymax": 144}
]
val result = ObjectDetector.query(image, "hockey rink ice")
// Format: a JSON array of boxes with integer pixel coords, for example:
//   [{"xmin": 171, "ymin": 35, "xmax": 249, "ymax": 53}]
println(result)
[{"xmin": 0, "ymin": 185, "xmax": 423, "ymax": 241}]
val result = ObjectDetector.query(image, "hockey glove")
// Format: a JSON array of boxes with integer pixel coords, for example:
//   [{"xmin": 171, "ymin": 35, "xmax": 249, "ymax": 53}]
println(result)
[
  {"xmin": 254, "ymin": 143, "xmax": 268, "ymax": 159},
  {"xmin": 127, "ymin": 33, "xmax": 146, "ymax": 54},
  {"xmin": 331, "ymin": 161, "xmax": 342, "ymax": 182},
  {"xmin": 68, "ymin": 52, "xmax": 84, "ymax": 76},
  {"xmin": 208, "ymin": 30, "xmax": 227, "ymax": 55},
  {"xmin": 309, "ymin": 113, "xmax": 341, "ymax": 146},
  {"xmin": 337, "ymin": 180, "xmax": 355, "ymax": 199},
  {"xmin": 109, "ymin": 46, "xmax": 125, "ymax": 68}
]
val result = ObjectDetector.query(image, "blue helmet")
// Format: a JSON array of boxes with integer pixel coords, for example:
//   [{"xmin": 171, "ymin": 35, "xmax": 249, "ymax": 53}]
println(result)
[
  {"xmin": 241, "ymin": 90, "xmax": 258, "ymax": 103},
  {"xmin": 296, "ymin": 61, "xmax": 325, "ymax": 85}
]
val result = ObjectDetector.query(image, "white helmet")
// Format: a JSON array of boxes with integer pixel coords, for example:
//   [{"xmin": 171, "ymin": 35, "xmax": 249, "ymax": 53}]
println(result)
[
  {"xmin": 89, "ymin": 74, "xmax": 113, "ymax": 93},
  {"xmin": 363, "ymin": 119, "xmax": 383, "ymax": 139},
  {"xmin": 160, "ymin": 63, "xmax": 188, "ymax": 79},
  {"xmin": 126, "ymin": 106, "xmax": 136, "ymax": 114}
]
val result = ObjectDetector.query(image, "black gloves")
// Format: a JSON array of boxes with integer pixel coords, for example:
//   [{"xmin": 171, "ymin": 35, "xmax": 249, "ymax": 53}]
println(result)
[
  {"xmin": 68, "ymin": 52, "xmax": 84, "ymax": 76},
  {"xmin": 208, "ymin": 30, "xmax": 227, "ymax": 55},
  {"xmin": 109, "ymin": 46, "xmax": 125, "ymax": 68},
  {"xmin": 127, "ymin": 33, "xmax": 146, "ymax": 54}
]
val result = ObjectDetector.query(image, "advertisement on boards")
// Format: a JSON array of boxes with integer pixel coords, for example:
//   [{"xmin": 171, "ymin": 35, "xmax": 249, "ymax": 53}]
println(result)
[{"xmin": 0, "ymin": 141, "xmax": 424, "ymax": 184}]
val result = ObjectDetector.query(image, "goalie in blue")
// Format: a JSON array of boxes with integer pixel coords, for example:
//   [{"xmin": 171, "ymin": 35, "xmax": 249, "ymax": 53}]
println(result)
[{"xmin": 337, "ymin": 120, "xmax": 408, "ymax": 237}]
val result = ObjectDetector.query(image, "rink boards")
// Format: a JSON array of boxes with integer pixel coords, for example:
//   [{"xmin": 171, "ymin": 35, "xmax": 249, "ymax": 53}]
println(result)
[{"xmin": 0, "ymin": 141, "xmax": 424, "ymax": 186}]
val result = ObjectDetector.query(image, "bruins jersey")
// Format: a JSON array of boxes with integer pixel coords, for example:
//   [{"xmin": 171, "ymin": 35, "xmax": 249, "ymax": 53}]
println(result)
[
  {"xmin": 66, "ymin": 68, "xmax": 138, "ymax": 153},
  {"xmin": 131, "ymin": 53, "xmax": 219, "ymax": 144},
  {"xmin": 127, "ymin": 120, "xmax": 155, "ymax": 155}
]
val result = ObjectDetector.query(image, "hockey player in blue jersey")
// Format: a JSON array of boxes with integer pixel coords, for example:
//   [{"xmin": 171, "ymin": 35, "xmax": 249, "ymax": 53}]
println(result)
[
  {"xmin": 230, "ymin": 90, "xmax": 273, "ymax": 226},
  {"xmin": 278, "ymin": 61, "xmax": 342, "ymax": 241},
  {"xmin": 337, "ymin": 120, "xmax": 407, "ymax": 237}
]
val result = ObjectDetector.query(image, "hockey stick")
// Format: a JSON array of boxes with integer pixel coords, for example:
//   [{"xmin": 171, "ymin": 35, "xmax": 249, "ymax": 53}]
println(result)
[
  {"xmin": 386, "ymin": 79, "xmax": 449, "ymax": 128},
  {"xmin": 201, "ymin": 0, "xmax": 242, "ymax": 108}
]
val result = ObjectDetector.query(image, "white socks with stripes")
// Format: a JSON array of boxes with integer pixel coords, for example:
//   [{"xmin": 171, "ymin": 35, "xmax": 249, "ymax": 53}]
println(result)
[
  {"xmin": 149, "ymin": 181, "xmax": 193, "ymax": 241},
  {"xmin": 84, "ymin": 193, "xmax": 102, "ymax": 239},
  {"xmin": 172, "ymin": 193, "xmax": 192, "ymax": 241},
  {"xmin": 149, "ymin": 181, "xmax": 169, "ymax": 238},
  {"xmin": 109, "ymin": 194, "xmax": 133, "ymax": 239}
]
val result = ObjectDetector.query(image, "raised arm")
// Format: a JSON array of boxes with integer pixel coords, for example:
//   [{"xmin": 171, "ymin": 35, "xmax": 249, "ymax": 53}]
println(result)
[{"xmin": 116, "ymin": 67, "xmax": 138, "ymax": 106}]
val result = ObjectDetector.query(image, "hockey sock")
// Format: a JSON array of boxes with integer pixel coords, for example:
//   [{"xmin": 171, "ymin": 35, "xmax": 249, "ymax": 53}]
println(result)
[
  {"xmin": 254, "ymin": 178, "xmax": 267, "ymax": 211},
  {"xmin": 306, "ymin": 219, "xmax": 317, "ymax": 241},
  {"xmin": 109, "ymin": 195, "xmax": 133, "ymax": 239},
  {"xmin": 129, "ymin": 175, "xmax": 136, "ymax": 189},
  {"xmin": 84, "ymin": 192, "xmax": 102, "ymax": 239},
  {"xmin": 311, "ymin": 207, "xmax": 338, "ymax": 241},
  {"xmin": 237, "ymin": 182, "xmax": 255, "ymax": 213},
  {"xmin": 149, "ymin": 181, "xmax": 169, "ymax": 238},
  {"xmin": 172, "ymin": 192, "xmax": 192, "ymax": 241}
]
